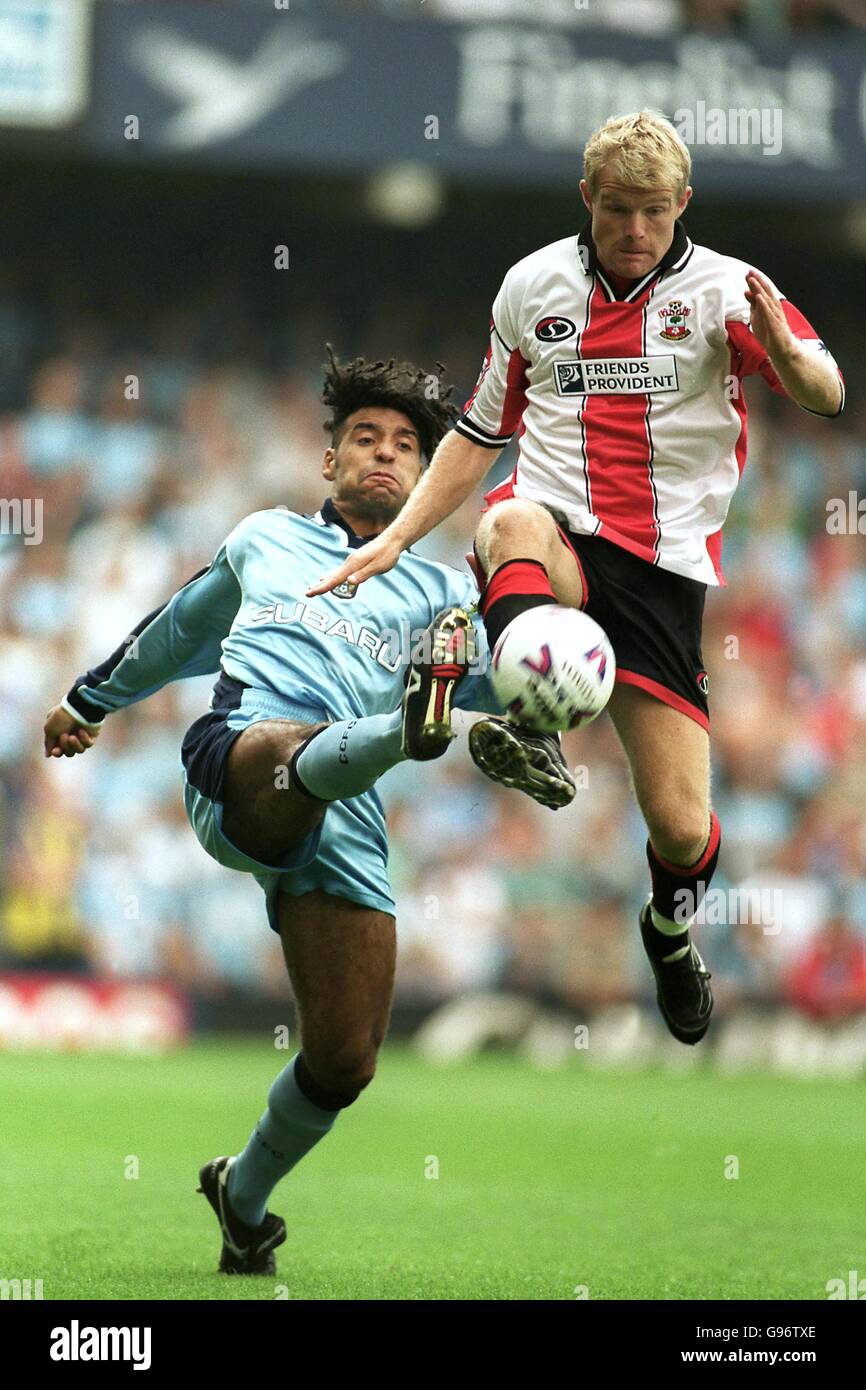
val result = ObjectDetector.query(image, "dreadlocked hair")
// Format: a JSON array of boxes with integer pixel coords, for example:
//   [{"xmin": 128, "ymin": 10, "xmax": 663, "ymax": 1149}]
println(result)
[{"xmin": 321, "ymin": 343, "xmax": 458, "ymax": 462}]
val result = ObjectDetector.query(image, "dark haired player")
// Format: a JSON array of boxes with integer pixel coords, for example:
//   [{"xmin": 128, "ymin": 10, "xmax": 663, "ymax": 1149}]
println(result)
[{"xmin": 43, "ymin": 347, "xmax": 575, "ymax": 1276}]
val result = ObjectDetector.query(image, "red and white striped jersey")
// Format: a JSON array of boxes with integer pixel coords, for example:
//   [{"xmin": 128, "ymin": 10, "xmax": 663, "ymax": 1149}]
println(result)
[{"xmin": 456, "ymin": 223, "xmax": 845, "ymax": 586}]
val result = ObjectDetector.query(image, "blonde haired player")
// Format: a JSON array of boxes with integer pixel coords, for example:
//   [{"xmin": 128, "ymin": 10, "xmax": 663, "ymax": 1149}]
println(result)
[{"xmin": 311, "ymin": 111, "xmax": 845, "ymax": 1046}]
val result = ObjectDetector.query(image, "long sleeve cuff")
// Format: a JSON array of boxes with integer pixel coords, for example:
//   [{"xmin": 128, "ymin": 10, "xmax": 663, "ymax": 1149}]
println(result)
[{"xmin": 61, "ymin": 691, "xmax": 107, "ymax": 729}]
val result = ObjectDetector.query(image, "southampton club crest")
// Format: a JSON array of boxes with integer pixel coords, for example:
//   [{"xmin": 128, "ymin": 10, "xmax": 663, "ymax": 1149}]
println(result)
[{"xmin": 658, "ymin": 300, "xmax": 692, "ymax": 342}]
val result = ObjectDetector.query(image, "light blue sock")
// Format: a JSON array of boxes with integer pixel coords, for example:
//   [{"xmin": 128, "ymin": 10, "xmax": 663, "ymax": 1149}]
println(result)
[
  {"xmin": 227, "ymin": 1055, "xmax": 340, "ymax": 1226},
  {"xmin": 294, "ymin": 709, "xmax": 405, "ymax": 800}
]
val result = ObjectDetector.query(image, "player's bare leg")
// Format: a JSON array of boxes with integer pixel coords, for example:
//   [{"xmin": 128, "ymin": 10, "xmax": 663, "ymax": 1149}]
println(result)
[
  {"xmin": 607, "ymin": 684, "xmax": 711, "ymax": 863},
  {"xmin": 277, "ymin": 890, "xmax": 395, "ymax": 1100},
  {"xmin": 607, "ymin": 684, "xmax": 718, "ymax": 1043}
]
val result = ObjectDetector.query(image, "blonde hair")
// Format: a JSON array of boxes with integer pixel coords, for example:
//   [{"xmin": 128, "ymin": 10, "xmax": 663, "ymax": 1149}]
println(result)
[{"xmin": 583, "ymin": 111, "xmax": 691, "ymax": 199}]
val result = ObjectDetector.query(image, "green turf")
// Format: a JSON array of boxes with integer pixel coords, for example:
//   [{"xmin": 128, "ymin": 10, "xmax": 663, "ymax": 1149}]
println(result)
[{"xmin": 1, "ymin": 1040, "xmax": 862, "ymax": 1300}]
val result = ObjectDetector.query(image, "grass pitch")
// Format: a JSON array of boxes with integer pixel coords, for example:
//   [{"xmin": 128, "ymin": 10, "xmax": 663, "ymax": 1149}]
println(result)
[{"xmin": 1, "ymin": 1040, "xmax": 861, "ymax": 1300}]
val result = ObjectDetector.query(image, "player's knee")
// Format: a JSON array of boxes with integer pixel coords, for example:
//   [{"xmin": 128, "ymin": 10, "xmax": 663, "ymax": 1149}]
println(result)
[
  {"xmin": 648, "ymin": 804, "xmax": 712, "ymax": 868},
  {"xmin": 476, "ymin": 498, "xmax": 557, "ymax": 569},
  {"xmin": 302, "ymin": 1038, "xmax": 379, "ymax": 1102}
]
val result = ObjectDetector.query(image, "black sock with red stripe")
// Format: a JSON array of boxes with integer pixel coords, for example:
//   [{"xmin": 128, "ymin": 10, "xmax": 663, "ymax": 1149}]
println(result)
[
  {"xmin": 479, "ymin": 558, "xmax": 558, "ymax": 651},
  {"xmin": 644, "ymin": 812, "xmax": 722, "ymax": 960}
]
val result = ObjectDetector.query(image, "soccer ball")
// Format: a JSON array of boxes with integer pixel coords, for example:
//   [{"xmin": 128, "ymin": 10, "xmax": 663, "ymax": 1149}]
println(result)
[{"xmin": 490, "ymin": 604, "xmax": 616, "ymax": 733}]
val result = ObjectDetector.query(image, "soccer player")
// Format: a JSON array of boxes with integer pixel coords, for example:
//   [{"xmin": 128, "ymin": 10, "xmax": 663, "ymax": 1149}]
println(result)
[
  {"xmin": 310, "ymin": 112, "xmax": 846, "ymax": 1048},
  {"xmin": 42, "ymin": 348, "xmax": 575, "ymax": 1275}
]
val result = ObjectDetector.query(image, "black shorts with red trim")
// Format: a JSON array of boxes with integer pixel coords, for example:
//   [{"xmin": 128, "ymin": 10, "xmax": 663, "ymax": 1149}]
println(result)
[{"xmin": 557, "ymin": 523, "xmax": 709, "ymax": 730}]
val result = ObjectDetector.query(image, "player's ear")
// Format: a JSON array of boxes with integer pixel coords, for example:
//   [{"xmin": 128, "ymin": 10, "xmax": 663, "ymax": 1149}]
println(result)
[
  {"xmin": 579, "ymin": 178, "xmax": 593, "ymax": 213},
  {"xmin": 322, "ymin": 447, "xmax": 337, "ymax": 482},
  {"xmin": 678, "ymin": 186, "xmax": 693, "ymax": 216}
]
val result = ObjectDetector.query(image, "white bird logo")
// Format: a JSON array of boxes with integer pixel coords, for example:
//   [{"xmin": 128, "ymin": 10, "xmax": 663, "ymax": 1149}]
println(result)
[{"xmin": 128, "ymin": 26, "xmax": 348, "ymax": 148}]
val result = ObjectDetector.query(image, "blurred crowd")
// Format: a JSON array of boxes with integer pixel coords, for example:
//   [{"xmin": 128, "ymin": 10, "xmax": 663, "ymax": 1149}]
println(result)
[{"xmin": 0, "ymin": 215, "xmax": 864, "ymax": 1052}]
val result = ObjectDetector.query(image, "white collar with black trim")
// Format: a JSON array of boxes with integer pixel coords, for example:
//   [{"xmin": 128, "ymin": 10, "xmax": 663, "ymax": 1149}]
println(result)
[{"xmin": 576, "ymin": 219, "xmax": 694, "ymax": 304}]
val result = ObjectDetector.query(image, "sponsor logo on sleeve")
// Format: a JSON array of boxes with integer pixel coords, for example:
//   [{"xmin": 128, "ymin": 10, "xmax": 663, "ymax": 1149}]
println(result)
[{"xmin": 535, "ymin": 316, "xmax": 576, "ymax": 342}]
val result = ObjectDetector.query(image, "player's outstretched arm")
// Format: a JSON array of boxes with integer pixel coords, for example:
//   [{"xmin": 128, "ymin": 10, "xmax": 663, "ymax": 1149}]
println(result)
[{"xmin": 306, "ymin": 431, "xmax": 499, "ymax": 596}]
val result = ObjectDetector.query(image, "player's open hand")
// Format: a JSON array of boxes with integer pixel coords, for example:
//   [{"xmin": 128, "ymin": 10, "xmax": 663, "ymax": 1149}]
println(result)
[
  {"xmin": 43, "ymin": 705, "xmax": 101, "ymax": 758},
  {"xmin": 306, "ymin": 531, "xmax": 404, "ymax": 597},
  {"xmin": 745, "ymin": 270, "xmax": 797, "ymax": 360}
]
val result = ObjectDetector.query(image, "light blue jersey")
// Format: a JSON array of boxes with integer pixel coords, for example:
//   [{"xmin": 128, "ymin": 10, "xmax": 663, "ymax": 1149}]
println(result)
[
  {"xmin": 64, "ymin": 499, "xmax": 501, "ymax": 931},
  {"xmin": 66, "ymin": 501, "xmax": 497, "ymax": 723}
]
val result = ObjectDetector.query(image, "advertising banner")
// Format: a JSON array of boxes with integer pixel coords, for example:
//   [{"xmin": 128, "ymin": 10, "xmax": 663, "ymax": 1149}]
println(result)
[{"xmin": 77, "ymin": 4, "xmax": 866, "ymax": 195}]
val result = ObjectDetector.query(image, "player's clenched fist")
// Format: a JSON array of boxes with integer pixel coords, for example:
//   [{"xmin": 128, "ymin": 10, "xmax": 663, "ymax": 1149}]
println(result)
[
  {"xmin": 306, "ymin": 531, "xmax": 404, "ymax": 597},
  {"xmin": 43, "ymin": 705, "xmax": 100, "ymax": 758}
]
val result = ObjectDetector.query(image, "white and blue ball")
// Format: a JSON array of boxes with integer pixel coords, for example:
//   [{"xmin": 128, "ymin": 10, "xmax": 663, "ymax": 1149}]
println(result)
[{"xmin": 490, "ymin": 604, "xmax": 616, "ymax": 734}]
